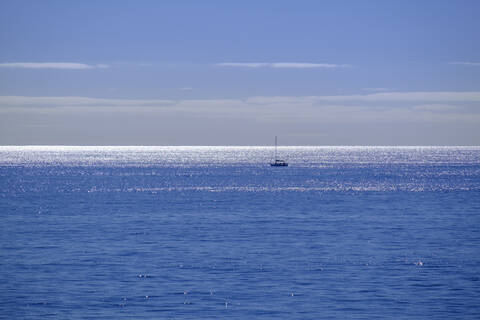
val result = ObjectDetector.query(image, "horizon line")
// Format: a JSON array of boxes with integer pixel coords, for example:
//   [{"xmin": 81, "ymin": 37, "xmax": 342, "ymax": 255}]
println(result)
[{"xmin": 1, "ymin": 145, "xmax": 479, "ymax": 148}]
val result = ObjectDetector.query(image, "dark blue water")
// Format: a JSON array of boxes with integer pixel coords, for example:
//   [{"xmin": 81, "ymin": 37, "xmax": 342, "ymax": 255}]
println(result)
[{"xmin": 1, "ymin": 146, "xmax": 480, "ymax": 319}]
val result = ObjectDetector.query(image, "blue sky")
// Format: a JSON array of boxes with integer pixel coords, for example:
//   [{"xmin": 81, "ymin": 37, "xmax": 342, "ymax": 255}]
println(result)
[{"xmin": 0, "ymin": 0, "xmax": 479, "ymax": 145}]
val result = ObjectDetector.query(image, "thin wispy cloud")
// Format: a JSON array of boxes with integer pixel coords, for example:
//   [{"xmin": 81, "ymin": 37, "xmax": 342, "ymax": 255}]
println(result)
[
  {"xmin": 272, "ymin": 63, "xmax": 350, "ymax": 68},
  {"xmin": 362, "ymin": 88, "xmax": 394, "ymax": 92},
  {"xmin": 0, "ymin": 96, "xmax": 173, "ymax": 108},
  {"xmin": 0, "ymin": 62, "xmax": 109, "ymax": 69},
  {"xmin": 449, "ymin": 61, "xmax": 480, "ymax": 66},
  {"xmin": 216, "ymin": 63, "xmax": 269, "ymax": 68},
  {"xmin": 216, "ymin": 62, "xmax": 351, "ymax": 69}
]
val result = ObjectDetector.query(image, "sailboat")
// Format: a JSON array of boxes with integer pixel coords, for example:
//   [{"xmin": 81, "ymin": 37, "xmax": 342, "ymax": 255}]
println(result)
[{"xmin": 270, "ymin": 136, "xmax": 288, "ymax": 167}]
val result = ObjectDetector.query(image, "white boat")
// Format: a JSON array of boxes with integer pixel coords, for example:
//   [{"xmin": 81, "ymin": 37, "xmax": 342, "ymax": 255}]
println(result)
[{"xmin": 270, "ymin": 136, "xmax": 288, "ymax": 167}]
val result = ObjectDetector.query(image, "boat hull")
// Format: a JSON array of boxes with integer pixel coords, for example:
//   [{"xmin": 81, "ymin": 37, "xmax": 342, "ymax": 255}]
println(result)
[{"xmin": 270, "ymin": 163, "xmax": 288, "ymax": 167}]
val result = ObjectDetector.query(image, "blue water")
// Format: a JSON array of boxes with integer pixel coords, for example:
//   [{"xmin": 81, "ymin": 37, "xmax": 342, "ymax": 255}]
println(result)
[{"xmin": 1, "ymin": 146, "xmax": 480, "ymax": 319}]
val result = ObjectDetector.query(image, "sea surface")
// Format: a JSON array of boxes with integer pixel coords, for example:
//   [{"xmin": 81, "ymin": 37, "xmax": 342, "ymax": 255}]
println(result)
[{"xmin": 1, "ymin": 146, "xmax": 479, "ymax": 319}]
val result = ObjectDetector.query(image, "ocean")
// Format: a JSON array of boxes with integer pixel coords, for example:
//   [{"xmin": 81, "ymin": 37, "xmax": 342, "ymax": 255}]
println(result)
[{"xmin": 1, "ymin": 146, "xmax": 479, "ymax": 319}]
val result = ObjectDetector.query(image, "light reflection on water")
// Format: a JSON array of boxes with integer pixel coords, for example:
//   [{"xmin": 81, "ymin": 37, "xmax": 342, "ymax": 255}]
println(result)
[
  {"xmin": 1, "ymin": 146, "xmax": 479, "ymax": 166},
  {"xmin": 1, "ymin": 146, "xmax": 480, "ymax": 319}
]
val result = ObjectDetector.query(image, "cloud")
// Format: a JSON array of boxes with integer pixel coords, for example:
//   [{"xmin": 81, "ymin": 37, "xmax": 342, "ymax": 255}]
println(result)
[
  {"xmin": 2, "ymin": 92, "xmax": 479, "ymax": 111},
  {"xmin": 0, "ymin": 96, "xmax": 174, "ymax": 108},
  {"xmin": 412, "ymin": 104, "xmax": 460, "ymax": 112},
  {"xmin": 245, "ymin": 91, "xmax": 480, "ymax": 104},
  {"xmin": 216, "ymin": 62, "xmax": 269, "ymax": 68},
  {"xmin": 0, "ymin": 62, "xmax": 109, "ymax": 69},
  {"xmin": 362, "ymin": 88, "xmax": 395, "ymax": 92},
  {"xmin": 449, "ymin": 61, "xmax": 480, "ymax": 66},
  {"xmin": 317, "ymin": 91, "xmax": 480, "ymax": 102},
  {"xmin": 216, "ymin": 62, "xmax": 350, "ymax": 68},
  {"xmin": 271, "ymin": 63, "xmax": 350, "ymax": 68},
  {"xmin": 1, "ymin": 92, "xmax": 479, "ymax": 126}
]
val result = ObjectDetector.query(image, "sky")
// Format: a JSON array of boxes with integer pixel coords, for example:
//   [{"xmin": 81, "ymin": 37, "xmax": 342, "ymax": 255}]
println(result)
[{"xmin": 0, "ymin": 0, "xmax": 479, "ymax": 145}]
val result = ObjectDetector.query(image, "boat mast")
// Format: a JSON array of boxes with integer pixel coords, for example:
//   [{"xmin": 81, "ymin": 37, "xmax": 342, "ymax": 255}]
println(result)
[{"xmin": 275, "ymin": 136, "xmax": 277, "ymax": 160}]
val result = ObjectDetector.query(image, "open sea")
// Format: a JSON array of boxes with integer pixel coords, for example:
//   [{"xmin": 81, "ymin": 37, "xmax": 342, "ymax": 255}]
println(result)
[{"xmin": 1, "ymin": 146, "xmax": 479, "ymax": 319}]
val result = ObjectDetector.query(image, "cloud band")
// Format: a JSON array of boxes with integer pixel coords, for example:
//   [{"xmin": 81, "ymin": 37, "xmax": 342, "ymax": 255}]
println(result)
[
  {"xmin": 216, "ymin": 62, "xmax": 351, "ymax": 69},
  {"xmin": 0, "ymin": 62, "xmax": 108, "ymax": 69}
]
